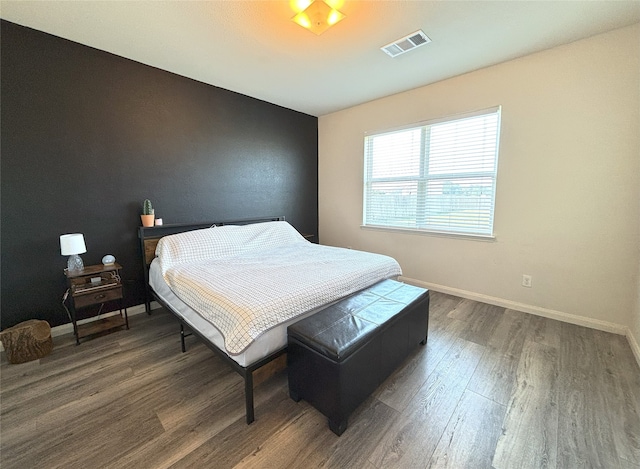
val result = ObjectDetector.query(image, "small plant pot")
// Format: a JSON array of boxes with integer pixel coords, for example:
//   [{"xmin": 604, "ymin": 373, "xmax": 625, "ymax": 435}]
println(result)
[{"xmin": 141, "ymin": 214, "xmax": 155, "ymax": 227}]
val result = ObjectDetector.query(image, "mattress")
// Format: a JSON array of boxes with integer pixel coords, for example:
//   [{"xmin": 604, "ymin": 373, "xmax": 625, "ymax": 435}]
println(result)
[
  {"xmin": 150, "ymin": 259, "xmax": 321, "ymax": 367},
  {"xmin": 150, "ymin": 221, "xmax": 402, "ymax": 366}
]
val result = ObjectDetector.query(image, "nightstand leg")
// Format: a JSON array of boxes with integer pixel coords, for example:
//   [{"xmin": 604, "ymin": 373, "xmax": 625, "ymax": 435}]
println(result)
[
  {"xmin": 121, "ymin": 298, "xmax": 129, "ymax": 330},
  {"xmin": 72, "ymin": 310, "xmax": 80, "ymax": 345}
]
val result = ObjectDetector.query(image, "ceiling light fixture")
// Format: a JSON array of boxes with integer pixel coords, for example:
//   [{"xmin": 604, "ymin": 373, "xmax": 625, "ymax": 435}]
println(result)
[{"xmin": 292, "ymin": 0, "xmax": 345, "ymax": 35}]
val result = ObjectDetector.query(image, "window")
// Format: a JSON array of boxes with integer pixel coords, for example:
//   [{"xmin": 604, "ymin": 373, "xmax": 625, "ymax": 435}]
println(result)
[{"xmin": 363, "ymin": 107, "xmax": 501, "ymax": 237}]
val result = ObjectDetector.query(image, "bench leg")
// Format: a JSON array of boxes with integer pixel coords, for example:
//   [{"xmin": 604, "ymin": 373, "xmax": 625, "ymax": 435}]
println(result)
[
  {"xmin": 289, "ymin": 389, "xmax": 301, "ymax": 402},
  {"xmin": 329, "ymin": 418, "xmax": 348, "ymax": 436}
]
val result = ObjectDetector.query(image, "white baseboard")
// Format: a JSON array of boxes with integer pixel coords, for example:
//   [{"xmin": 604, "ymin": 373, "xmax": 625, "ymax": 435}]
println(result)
[
  {"xmin": 400, "ymin": 276, "xmax": 640, "ymax": 369},
  {"xmin": 400, "ymin": 276, "xmax": 629, "ymax": 335},
  {"xmin": 0, "ymin": 301, "xmax": 161, "ymax": 352},
  {"xmin": 626, "ymin": 327, "xmax": 640, "ymax": 370}
]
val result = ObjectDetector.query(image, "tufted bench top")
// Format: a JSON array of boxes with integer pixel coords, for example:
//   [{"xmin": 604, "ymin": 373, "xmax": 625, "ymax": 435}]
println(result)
[{"xmin": 287, "ymin": 279, "xmax": 429, "ymax": 362}]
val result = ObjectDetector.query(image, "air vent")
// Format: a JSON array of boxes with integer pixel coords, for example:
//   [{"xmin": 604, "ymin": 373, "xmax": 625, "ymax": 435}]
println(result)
[{"xmin": 381, "ymin": 30, "xmax": 431, "ymax": 58}]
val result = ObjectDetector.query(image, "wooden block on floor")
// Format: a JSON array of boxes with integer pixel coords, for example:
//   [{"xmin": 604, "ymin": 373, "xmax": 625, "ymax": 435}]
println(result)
[{"xmin": 0, "ymin": 320, "xmax": 53, "ymax": 364}]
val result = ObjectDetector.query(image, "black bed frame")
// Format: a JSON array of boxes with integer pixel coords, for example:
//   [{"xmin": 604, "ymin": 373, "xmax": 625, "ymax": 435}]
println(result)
[{"xmin": 138, "ymin": 216, "xmax": 286, "ymax": 424}]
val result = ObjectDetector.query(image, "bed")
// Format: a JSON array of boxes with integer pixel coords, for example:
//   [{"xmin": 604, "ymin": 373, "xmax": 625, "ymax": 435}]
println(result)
[{"xmin": 138, "ymin": 217, "xmax": 402, "ymax": 424}]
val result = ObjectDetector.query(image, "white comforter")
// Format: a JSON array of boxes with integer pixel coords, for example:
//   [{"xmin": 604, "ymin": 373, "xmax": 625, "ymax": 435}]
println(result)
[{"xmin": 163, "ymin": 242, "xmax": 401, "ymax": 355}]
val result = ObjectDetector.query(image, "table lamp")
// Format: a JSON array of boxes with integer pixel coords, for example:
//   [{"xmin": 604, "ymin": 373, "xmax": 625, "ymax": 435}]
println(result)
[{"xmin": 60, "ymin": 233, "xmax": 86, "ymax": 272}]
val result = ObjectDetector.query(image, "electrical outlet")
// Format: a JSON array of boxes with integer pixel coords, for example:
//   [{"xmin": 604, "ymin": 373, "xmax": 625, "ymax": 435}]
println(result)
[{"xmin": 522, "ymin": 274, "xmax": 532, "ymax": 288}]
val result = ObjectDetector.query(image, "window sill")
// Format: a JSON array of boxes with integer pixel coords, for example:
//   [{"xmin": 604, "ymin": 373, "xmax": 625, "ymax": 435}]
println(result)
[{"xmin": 360, "ymin": 224, "xmax": 496, "ymax": 242}]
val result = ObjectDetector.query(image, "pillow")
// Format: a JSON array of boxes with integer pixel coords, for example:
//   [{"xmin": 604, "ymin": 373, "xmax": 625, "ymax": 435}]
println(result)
[{"xmin": 155, "ymin": 220, "xmax": 306, "ymax": 274}]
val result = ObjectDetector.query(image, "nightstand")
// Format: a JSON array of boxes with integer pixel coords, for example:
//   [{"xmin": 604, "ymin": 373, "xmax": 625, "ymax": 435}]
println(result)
[{"xmin": 63, "ymin": 263, "xmax": 129, "ymax": 345}]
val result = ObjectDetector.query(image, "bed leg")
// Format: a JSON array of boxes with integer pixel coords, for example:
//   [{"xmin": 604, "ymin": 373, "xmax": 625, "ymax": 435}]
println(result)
[
  {"xmin": 245, "ymin": 372, "xmax": 255, "ymax": 424},
  {"xmin": 180, "ymin": 324, "xmax": 186, "ymax": 353}
]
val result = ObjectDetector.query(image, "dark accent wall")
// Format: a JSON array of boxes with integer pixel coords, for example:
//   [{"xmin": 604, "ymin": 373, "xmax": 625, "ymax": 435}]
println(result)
[{"xmin": 1, "ymin": 20, "xmax": 318, "ymax": 329}]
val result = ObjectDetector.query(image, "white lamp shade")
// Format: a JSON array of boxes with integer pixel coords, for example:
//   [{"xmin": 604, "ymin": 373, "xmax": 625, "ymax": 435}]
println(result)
[{"xmin": 60, "ymin": 233, "xmax": 87, "ymax": 256}]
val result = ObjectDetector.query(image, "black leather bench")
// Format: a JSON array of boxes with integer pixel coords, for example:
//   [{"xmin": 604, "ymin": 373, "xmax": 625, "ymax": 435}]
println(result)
[{"xmin": 287, "ymin": 279, "xmax": 430, "ymax": 435}]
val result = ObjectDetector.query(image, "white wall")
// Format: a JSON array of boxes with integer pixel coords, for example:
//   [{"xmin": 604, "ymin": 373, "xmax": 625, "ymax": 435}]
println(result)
[
  {"xmin": 632, "ymin": 191, "xmax": 640, "ymax": 362},
  {"xmin": 319, "ymin": 24, "xmax": 640, "ymax": 336}
]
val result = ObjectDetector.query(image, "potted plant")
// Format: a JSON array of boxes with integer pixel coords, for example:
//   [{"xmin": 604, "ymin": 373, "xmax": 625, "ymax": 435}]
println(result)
[{"xmin": 141, "ymin": 199, "xmax": 155, "ymax": 227}]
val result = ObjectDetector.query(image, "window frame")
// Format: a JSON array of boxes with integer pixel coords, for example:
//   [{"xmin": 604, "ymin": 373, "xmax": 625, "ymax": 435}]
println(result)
[{"xmin": 362, "ymin": 106, "xmax": 501, "ymax": 238}]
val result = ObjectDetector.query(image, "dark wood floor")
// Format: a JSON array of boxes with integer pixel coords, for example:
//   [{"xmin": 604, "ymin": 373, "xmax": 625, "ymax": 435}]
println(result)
[{"xmin": 2, "ymin": 292, "xmax": 639, "ymax": 468}]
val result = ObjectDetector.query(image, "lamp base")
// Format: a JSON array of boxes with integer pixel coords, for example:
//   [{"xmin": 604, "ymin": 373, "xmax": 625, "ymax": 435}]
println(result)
[{"xmin": 67, "ymin": 254, "xmax": 84, "ymax": 272}]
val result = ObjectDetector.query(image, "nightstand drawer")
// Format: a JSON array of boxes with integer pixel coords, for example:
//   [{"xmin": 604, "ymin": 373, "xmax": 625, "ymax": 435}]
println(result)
[{"xmin": 73, "ymin": 286, "xmax": 123, "ymax": 308}]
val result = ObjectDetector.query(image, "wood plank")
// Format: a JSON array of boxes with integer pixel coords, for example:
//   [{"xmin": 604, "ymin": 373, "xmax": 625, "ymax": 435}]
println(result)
[
  {"xmin": 375, "ymin": 320, "xmax": 458, "ymax": 412},
  {"xmin": 368, "ymin": 337, "xmax": 484, "ymax": 468},
  {"xmin": 0, "ymin": 339, "xmax": 123, "ymax": 393},
  {"xmin": 426, "ymin": 291, "xmax": 464, "ymax": 321},
  {"xmin": 592, "ymin": 329, "xmax": 640, "ymax": 465},
  {"xmin": 486, "ymin": 308, "xmax": 529, "ymax": 357},
  {"xmin": 1, "ymin": 360, "xmax": 135, "ymax": 428},
  {"xmin": 1, "ymin": 343, "xmax": 215, "ymax": 454},
  {"xmin": 526, "ymin": 313, "xmax": 562, "ymax": 348},
  {"xmin": 231, "ymin": 403, "xmax": 328, "ymax": 468},
  {"xmin": 4, "ymin": 397, "xmax": 166, "ymax": 469},
  {"xmin": 115, "ymin": 381, "xmax": 251, "ymax": 469},
  {"xmin": 466, "ymin": 348, "xmax": 520, "ymax": 406},
  {"xmin": 556, "ymin": 323, "xmax": 623, "ymax": 468},
  {"xmin": 153, "ymin": 357, "xmax": 242, "ymax": 431},
  {"xmin": 619, "ymin": 457, "xmax": 640, "ymax": 469},
  {"xmin": 0, "ymin": 310, "xmax": 175, "ymax": 394},
  {"xmin": 112, "ymin": 360, "xmax": 295, "ymax": 468},
  {"xmin": 427, "ymin": 390, "xmax": 506, "ymax": 468},
  {"xmin": 467, "ymin": 309, "xmax": 528, "ymax": 405},
  {"xmin": 108, "ymin": 366, "xmax": 289, "ymax": 468},
  {"xmin": 297, "ymin": 397, "xmax": 399, "ymax": 468},
  {"xmin": 447, "ymin": 299, "xmax": 504, "ymax": 347},
  {"xmin": 492, "ymin": 339, "xmax": 559, "ymax": 469},
  {"xmin": 168, "ymin": 385, "xmax": 304, "ymax": 468}
]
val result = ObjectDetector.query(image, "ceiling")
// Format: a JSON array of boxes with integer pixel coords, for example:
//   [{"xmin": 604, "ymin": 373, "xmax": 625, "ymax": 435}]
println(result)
[{"xmin": 1, "ymin": 1, "xmax": 639, "ymax": 117}]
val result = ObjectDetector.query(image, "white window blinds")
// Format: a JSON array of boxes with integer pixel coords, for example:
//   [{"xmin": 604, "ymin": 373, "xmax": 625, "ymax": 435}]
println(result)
[{"xmin": 363, "ymin": 107, "xmax": 501, "ymax": 236}]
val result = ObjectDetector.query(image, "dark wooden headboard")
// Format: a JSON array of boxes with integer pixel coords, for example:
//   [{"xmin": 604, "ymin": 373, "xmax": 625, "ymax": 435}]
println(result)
[{"xmin": 137, "ymin": 216, "xmax": 285, "ymax": 312}]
